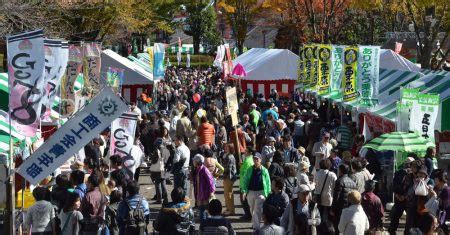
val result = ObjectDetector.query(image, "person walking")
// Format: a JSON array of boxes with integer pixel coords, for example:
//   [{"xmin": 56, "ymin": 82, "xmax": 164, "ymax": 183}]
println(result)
[
  {"xmin": 312, "ymin": 132, "xmax": 333, "ymax": 172},
  {"xmin": 149, "ymin": 138, "xmax": 169, "ymax": 204},
  {"xmin": 222, "ymin": 143, "xmax": 238, "ymax": 216},
  {"xmin": 117, "ymin": 181, "xmax": 150, "ymax": 235},
  {"xmin": 80, "ymin": 174, "xmax": 107, "ymax": 235},
  {"xmin": 281, "ymin": 184, "xmax": 321, "ymax": 235},
  {"xmin": 338, "ymin": 190, "xmax": 370, "ymax": 235},
  {"xmin": 192, "ymin": 154, "xmax": 216, "ymax": 222},
  {"xmin": 200, "ymin": 199, "xmax": 235, "ymax": 235},
  {"xmin": 331, "ymin": 164, "xmax": 357, "ymax": 232},
  {"xmin": 239, "ymin": 147, "xmax": 255, "ymax": 220},
  {"xmin": 241, "ymin": 152, "xmax": 271, "ymax": 230},
  {"xmin": 264, "ymin": 177, "xmax": 289, "ymax": 226},
  {"xmin": 59, "ymin": 192, "xmax": 84, "ymax": 235},
  {"xmin": 173, "ymin": 135, "xmax": 191, "ymax": 195},
  {"xmin": 24, "ymin": 187, "xmax": 56, "ymax": 235},
  {"xmin": 258, "ymin": 204, "xmax": 285, "ymax": 235},
  {"xmin": 153, "ymin": 187, "xmax": 195, "ymax": 234},
  {"xmin": 197, "ymin": 116, "xmax": 216, "ymax": 147},
  {"xmin": 313, "ymin": 159, "xmax": 337, "ymax": 235},
  {"xmin": 361, "ymin": 180, "xmax": 384, "ymax": 232}
]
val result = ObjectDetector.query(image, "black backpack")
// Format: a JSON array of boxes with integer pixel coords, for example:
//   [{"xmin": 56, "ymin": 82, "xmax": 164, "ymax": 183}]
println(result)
[{"xmin": 124, "ymin": 197, "xmax": 146, "ymax": 235}]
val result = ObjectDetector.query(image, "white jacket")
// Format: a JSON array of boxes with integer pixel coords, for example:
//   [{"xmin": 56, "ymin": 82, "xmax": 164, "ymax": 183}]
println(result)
[{"xmin": 338, "ymin": 204, "xmax": 370, "ymax": 235}]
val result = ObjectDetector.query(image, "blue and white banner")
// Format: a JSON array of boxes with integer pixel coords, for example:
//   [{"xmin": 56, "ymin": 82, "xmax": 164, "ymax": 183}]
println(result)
[
  {"xmin": 153, "ymin": 43, "xmax": 165, "ymax": 80},
  {"xmin": 17, "ymin": 87, "xmax": 128, "ymax": 185}
]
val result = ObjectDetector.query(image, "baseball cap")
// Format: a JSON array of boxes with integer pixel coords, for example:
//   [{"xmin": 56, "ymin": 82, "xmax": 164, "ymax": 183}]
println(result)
[
  {"xmin": 266, "ymin": 137, "xmax": 276, "ymax": 143},
  {"xmin": 295, "ymin": 184, "xmax": 312, "ymax": 194},
  {"xmin": 253, "ymin": 152, "xmax": 262, "ymax": 159}
]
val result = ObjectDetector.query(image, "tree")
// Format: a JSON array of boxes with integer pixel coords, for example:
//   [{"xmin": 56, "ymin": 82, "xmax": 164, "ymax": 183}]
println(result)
[
  {"xmin": 403, "ymin": 0, "xmax": 449, "ymax": 69},
  {"xmin": 217, "ymin": 0, "xmax": 259, "ymax": 54},
  {"xmin": 183, "ymin": 0, "xmax": 221, "ymax": 54}
]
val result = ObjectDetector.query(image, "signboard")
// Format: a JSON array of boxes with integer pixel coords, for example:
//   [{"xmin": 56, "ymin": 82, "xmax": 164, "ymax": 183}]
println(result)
[
  {"xmin": 297, "ymin": 46, "xmax": 305, "ymax": 85},
  {"xmin": 226, "ymin": 87, "xmax": 239, "ymax": 126},
  {"xmin": 83, "ymin": 42, "xmax": 102, "ymax": 89},
  {"xmin": 16, "ymin": 88, "xmax": 128, "ymax": 185},
  {"xmin": 153, "ymin": 43, "xmax": 165, "ymax": 80},
  {"xmin": 409, "ymin": 93, "xmax": 439, "ymax": 139},
  {"xmin": 310, "ymin": 45, "xmax": 319, "ymax": 90},
  {"xmin": 7, "ymin": 29, "xmax": 46, "ymax": 137},
  {"xmin": 110, "ymin": 112, "xmax": 138, "ymax": 157},
  {"xmin": 358, "ymin": 46, "xmax": 380, "ymax": 107},
  {"xmin": 342, "ymin": 46, "xmax": 358, "ymax": 102},
  {"xmin": 318, "ymin": 44, "xmax": 332, "ymax": 94}
]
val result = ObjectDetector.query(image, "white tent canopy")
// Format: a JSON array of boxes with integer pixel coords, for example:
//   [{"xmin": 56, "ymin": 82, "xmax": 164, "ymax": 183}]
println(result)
[
  {"xmin": 379, "ymin": 49, "xmax": 421, "ymax": 72},
  {"xmin": 101, "ymin": 49, "xmax": 153, "ymax": 85},
  {"xmin": 232, "ymin": 48, "xmax": 299, "ymax": 81}
]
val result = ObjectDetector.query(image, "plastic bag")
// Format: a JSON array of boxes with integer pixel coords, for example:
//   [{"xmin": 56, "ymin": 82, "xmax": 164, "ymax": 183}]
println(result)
[{"xmin": 414, "ymin": 180, "xmax": 428, "ymax": 196}]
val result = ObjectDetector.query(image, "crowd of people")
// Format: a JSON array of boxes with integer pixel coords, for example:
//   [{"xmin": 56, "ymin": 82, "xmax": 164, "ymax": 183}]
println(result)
[{"xmin": 20, "ymin": 66, "xmax": 449, "ymax": 235}]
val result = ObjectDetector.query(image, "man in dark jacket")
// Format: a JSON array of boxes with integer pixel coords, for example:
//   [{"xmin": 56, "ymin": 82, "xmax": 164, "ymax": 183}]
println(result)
[
  {"xmin": 388, "ymin": 157, "xmax": 415, "ymax": 234},
  {"xmin": 263, "ymin": 177, "xmax": 290, "ymax": 226},
  {"xmin": 331, "ymin": 164, "xmax": 357, "ymax": 232},
  {"xmin": 153, "ymin": 187, "xmax": 195, "ymax": 234}
]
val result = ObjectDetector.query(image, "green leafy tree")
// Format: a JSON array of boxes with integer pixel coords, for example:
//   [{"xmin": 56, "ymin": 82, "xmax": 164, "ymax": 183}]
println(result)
[{"xmin": 183, "ymin": 0, "xmax": 220, "ymax": 54}]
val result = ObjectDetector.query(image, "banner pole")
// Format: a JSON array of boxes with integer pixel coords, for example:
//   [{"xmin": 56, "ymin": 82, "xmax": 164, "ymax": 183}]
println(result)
[{"xmin": 7, "ymin": 106, "xmax": 16, "ymax": 235}]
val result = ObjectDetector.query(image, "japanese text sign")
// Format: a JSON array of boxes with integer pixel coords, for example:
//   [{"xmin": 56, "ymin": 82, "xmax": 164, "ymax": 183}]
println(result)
[
  {"xmin": 409, "ymin": 93, "xmax": 439, "ymax": 140},
  {"xmin": 358, "ymin": 46, "xmax": 380, "ymax": 107},
  {"xmin": 318, "ymin": 44, "xmax": 332, "ymax": 94},
  {"xmin": 342, "ymin": 46, "xmax": 358, "ymax": 102},
  {"xmin": 17, "ymin": 87, "xmax": 128, "ymax": 185}
]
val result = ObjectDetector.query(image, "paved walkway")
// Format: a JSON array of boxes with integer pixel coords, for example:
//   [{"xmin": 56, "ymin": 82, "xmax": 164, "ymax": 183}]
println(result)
[{"xmin": 138, "ymin": 170, "xmax": 405, "ymax": 234}]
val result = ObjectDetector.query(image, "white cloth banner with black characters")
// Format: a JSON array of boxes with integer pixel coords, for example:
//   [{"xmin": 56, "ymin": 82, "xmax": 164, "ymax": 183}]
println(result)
[
  {"xmin": 17, "ymin": 87, "xmax": 128, "ymax": 185},
  {"xmin": 409, "ymin": 93, "xmax": 440, "ymax": 140},
  {"xmin": 7, "ymin": 30, "xmax": 46, "ymax": 137},
  {"xmin": 110, "ymin": 112, "xmax": 138, "ymax": 157}
]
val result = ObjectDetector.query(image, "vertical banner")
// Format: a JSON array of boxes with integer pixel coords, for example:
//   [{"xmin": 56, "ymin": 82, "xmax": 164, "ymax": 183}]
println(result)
[
  {"xmin": 226, "ymin": 87, "xmax": 239, "ymax": 126},
  {"xmin": 395, "ymin": 42, "xmax": 403, "ymax": 54},
  {"xmin": 110, "ymin": 112, "xmax": 138, "ymax": 157},
  {"xmin": 83, "ymin": 42, "xmax": 102, "ymax": 89},
  {"xmin": 318, "ymin": 44, "xmax": 332, "ymax": 94},
  {"xmin": 331, "ymin": 45, "xmax": 345, "ymax": 93},
  {"xmin": 358, "ymin": 46, "xmax": 380, "ymax": 107},
  {"xmin": 310, "ymin": 45, "xmax": 319, "ymax": 90},
  {"xmin": 153, "ymin": 43, "xmax": 165, "ymax": 80},
  {"xmin": 107, "ymin": 67, "xmax": 124, "ymax": 92},
  {"xmin": 42, "ymin": 41, "xmax": 69, "ymax": 120},
  {"xmin": 409, "ymin": 93, "xmax": 439, "ymax": 139},
  {"xmin": 342, "ymin": 46, "xmax": 358, "ymax": 102},
  {"xmin": 177, "ymin": 51, "xmax": 182, "ymax": 66},
  {"xmin": 303, "ymin": 45, "xmax": 313, "ymax": 87},
  {"xmin": 297, "ymin": 46, "xmax": 305, "ymax": 85},
  {"xmin": 7, "ymin": 30, "xmax": 46, "ymax": 137},
  {"xmin": 17, "ymin": 88, "xmax": 128, "ymax": 185},
  {"xmin": 224, "ymin": 44, "xmax": 233, "ymax": 76},
  {"xmin": 147, "ymin": 47, "xmax": 154, "ymax": 73},
  {"xmin": 41, "ymin": 39, "xmax": 62, "ymax": 120},
  {"xmin": 213, "ymin": 45, "xmax": 225, "ymax": 69},
  {"xmin": 186, "ymin": 53, "xmax": 191, "ymax": 68},
  {"xmin": 61, "ymin": 44, "xmax": 83, "ymax": 100},
  {"xmin": 397, "ymin": 88, "xmax": 420, "ymax": 132}
]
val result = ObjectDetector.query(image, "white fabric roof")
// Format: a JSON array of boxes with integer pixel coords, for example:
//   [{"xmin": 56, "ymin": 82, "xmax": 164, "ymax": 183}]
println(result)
[
  {"xmin": 379, "ymin": 49, "xmax": 421, "ymax": 72},
  {"xmin": 232, "ymin": 48, "xmax": 299, "ymax": 81},
  {"xmin": 101, "ymin": 49, "xmax": 153, "ymax": 85}
]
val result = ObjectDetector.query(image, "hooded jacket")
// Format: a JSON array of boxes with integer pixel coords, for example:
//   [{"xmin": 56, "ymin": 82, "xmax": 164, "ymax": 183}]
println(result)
[{"xmin": 153, "ymin": 197, "xmax": 195, "ymax": 234}]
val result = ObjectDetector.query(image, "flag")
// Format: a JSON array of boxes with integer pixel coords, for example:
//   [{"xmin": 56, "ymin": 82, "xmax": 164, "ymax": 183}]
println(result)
[
  {"xmin": 213, "ymin": 45, "xmax": 225, "ymax": 69},
  {"xmin": 310, "ymin": 44, "xmax": 319, "ymax": 90},
  {"xmin": 409, "ymin": 93, "xmax": 439, "ymax": 140},
  {"xmin": 186, "ymin": 54, "xmax": 191, "ymax": 68},
  {"xmin": 303, "ymin": 45, "xmax": 313, "ymax": 87},
  {"xmin": 318, "ymin": 44, "xmax": 332, "ymax": 94},
  {"xmin": 224, "ymin": 44, "xmax": 233, "ymax": 76},
  {"xmin": 330, "ymin": 45, "xmax": 345, "ymax": 93},
  {"xmin": 178, "ymin": 37, "xmax": 182, "ymax": 52},
  {"xmin": 147, "ymin": 47, "xmax": 154, "ymax": 73},
  {"xmin": 83, "ymin": 42, "xmax": 102, "ymax": 89},
  {"xmin": 7, "ymin": 29, "xmax": 46, "ymax": 137},
  {"xmin": 177, "ymin": 51, "xmax": 182, "ymax": 66},
  {"xmin": 107, "ymin": 67, "xmax": 124, "ymax": 93},
  {"xmin": 362, "ymin": 115, "xmax": 373, "ymax": 141},
  {"xmin": 358, "ymin": 46, "xmax": 380, "ymax": 107},
  {"xmin": 153, "ymin": 43, "xmax": 165, "ymax": 80},
  {"xmin": 342, "ymin": 46, "xmax": 358, "ymax": 102},
  {"xmin": 395, "ymin": 42, "xmax": 403, "ymax": 54},
  {"xmin": 297, "ymin": 46, "xmax": 305, "ymax": 85}
]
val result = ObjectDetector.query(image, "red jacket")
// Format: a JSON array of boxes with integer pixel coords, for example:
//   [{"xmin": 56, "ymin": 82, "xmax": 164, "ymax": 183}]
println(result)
[{"xmin": 198, "ymin": 122, "xmax": 215, "ymax": 146}]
